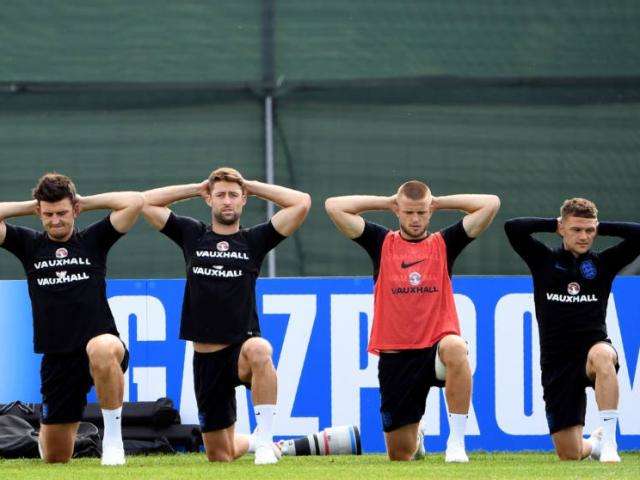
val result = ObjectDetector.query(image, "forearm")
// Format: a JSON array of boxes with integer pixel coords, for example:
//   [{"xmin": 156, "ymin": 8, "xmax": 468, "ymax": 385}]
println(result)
[
  {"xmin": 143, "ymin": 183, "xmax": 203, "ymax": 207},
  {"xmin": 245, "ymin": 180, "xmax": 310, "ymax": 208},
  {"xmin": 324, "ymin": 195, "xmax": 393, "ymax": 215},
  {"xmin": 80, "ymin": 192, "xmax": 144, "ymax": 212},
  {"xmin": 432, "ymin": 194, "xmax": 497, "ymax": 214},
  {"xmin": 0, "ymin": 200, "xmax": 38, "ymax": 220},
  {"xmin": 598, "ymin": 221, "xmax": 640, "ymax": 239},
  {"xmin": 504, "ymin": 217, "xmax": 557, "ymax": 236},
  {"xmin": 435, "ymin": 194, "xmax": 501, "ymax": 238}
]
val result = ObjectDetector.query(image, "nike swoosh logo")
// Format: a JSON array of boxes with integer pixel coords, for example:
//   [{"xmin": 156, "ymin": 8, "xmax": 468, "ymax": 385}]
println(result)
[
  {"xmin": 401, "ymin": 259, "xmax": 425, "ymax": 269},
  {"xmin": 554, "ymin": 263, "xmax": 567, "ymax": 271}
]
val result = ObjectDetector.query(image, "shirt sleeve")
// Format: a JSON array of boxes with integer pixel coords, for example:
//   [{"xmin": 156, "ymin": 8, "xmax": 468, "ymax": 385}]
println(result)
[
  {"xmin": 246, "ymin": 221, "xmax": 286, "ymax": 263},
  {"xmin": 597, "ymin": 221, "xmax": 640, "ymax": 275},
  {"xmin": 80, "ymin": 215, "xmax": 125, "ymax": 255},
  {"xmin": 353, "ymin": 221, "xmax": 389, "ymax": 277},
  {"xmin": 440, "ymin": 221, "xmax": 474, "ymax": 275},
  {"xmin": 0, "ymin": 223, "xmax": 39, "ymax": 263},
  {"xmin": 160, "ymin": 213, "xmax": 206, "ymax": 252},
  {"xmin": 504, "ymin": 217, "xmax": 555, "ymax": 271}
]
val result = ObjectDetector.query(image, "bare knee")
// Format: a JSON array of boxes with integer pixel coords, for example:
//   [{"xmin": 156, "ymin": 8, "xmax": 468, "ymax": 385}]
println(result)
[
  {"xmin": 243, "ymin": 339, "xmax": 273, "ymax": 369},
  {"xmin": 388, "ymin": 449, "xmax": 414, "ymax": 461},
  {"xmin": 588, "ymin": 346, "xmax": 616, "ymax": 376},
  {"xmin": 439, "ymin": 336, "xmax": 468, "ymax": 368},
  {"xmin": 86, "ymin": 336, "xmax": 122, "ymax": 373},
  {"xmin": 556, "ymin": 448, "xmax": 582, "ymax": 461},
  {"xmin": 43, "ymin": 453, "xmax": 72, "ymax": 464},
  {"xmin": 206, "ymin": 450, "xmax": 234, "ymax": 462}
]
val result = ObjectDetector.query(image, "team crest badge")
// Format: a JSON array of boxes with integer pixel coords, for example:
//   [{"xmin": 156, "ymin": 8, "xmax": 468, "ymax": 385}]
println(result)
[
  {"xmin": 216, "ymin": 241, "xmax": 229, "ymax": 252},
  {"xmin": 580, "ymin": 260, "xmax": 597, "ymax": 280},
  {"xmin": 55, "ymin": 248, "xmax": 68, "ymax": 259},
  {"xmin": 409, "ymin": 271, "xmax": 421, "ymax": 286},
  {"xmin": 567, "ymin": 282, "xmax": 580, "ymax": 295}
]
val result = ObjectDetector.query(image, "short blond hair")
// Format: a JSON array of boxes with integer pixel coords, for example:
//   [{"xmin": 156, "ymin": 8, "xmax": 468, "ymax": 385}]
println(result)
[
  {"xmin": 560, "ymin": 198, "xmax": 598, "ymax": 219},
  {"xmin": 398, "ymin": 180, "xmax": 431, "ymax": 201}
]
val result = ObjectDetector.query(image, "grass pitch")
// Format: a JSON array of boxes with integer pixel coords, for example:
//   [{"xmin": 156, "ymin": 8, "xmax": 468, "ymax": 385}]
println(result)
[{"xmin": 1, "ymin": 452, "xmax": 639, "ymax": 479}]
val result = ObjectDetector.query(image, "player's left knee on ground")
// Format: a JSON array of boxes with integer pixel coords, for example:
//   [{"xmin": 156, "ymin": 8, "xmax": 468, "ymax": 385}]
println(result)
[
  {"xmin": 42, "ymin": 452, "xmax": 72, "ymax": 464},
  {"xmin": 206, "ymin": 447, "xmax": 235, "ymax": 462},
  {"xmin": 86, "ymin": 335, "xmax": 123, "ymax": 375},
  {"xmin": 386, "ymin": 425, "xmax": 420, "ymax": 461},
  {"xmin": 242, "ymin": 338, "xmax": 274, "ymax": 371},
  {"xmin": 388, "ymin": 448, "xmax": 415, "ymax": 461},
  {"xmin": 556, "ymin": 446, "xmax": 582, "ymax": 461}
]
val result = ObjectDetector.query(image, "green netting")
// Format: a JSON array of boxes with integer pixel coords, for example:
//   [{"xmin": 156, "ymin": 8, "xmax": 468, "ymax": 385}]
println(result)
[
  {"xmin": 275, "ymin": 98, "xmax": 640, "ymax": 275},
  {"xmin": 1, "ymin": 1, "xmax": 261, "ymax": 82},
  {"xmin": 0, "ymin": 3, "xmax": 639, "ymax": 279},
  {"xmin": 0, "ymin": 98, "xmax": 265, "ymax": 279},
  {"xmin": 277, "ymin": 0, "xmax": 640, "ymax": 80}
]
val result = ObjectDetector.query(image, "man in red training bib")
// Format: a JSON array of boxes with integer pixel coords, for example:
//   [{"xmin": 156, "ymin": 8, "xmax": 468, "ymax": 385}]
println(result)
[{"xmin": 325, "ymin": 181, "xmax": 499, "ymax": 462}]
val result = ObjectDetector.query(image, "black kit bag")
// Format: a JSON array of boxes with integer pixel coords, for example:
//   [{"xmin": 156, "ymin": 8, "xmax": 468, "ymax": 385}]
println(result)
[
  {"xmin": 0, "ymin": 401, "xmax": 40, "ymax": 428},
  {"xmin": 0, "ymin": 415, "xmax": 39, "ymax": 458},
  {"xmin": 82, "ymin": 397, "xmax": 180, "ymax": 428},
  {"xmin": 71, "ymin": 422, "xmax": 101, "ymax": 458}
]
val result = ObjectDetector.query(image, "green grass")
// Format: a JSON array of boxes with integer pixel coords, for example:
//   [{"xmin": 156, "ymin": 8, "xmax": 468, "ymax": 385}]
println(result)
[{"xmin": 1, "ymin": 452, "xmax": 639, "ymax": 479}]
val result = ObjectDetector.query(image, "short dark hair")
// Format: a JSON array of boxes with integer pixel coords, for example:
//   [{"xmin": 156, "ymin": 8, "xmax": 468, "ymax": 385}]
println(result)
[
  {"xmin": 398, "ymin": 180, "xmax": 430, "ymax": 201},
  {"xmin": 208, "ymin": 167, "xmax": 246, "ymax": 193},
  {"xmin": 32, "ymin": 173, "xmax": 77, "ymax": 203},
  {"xmin": 560, "ymin": 198, "xmax": 598, "ymax": 219}
]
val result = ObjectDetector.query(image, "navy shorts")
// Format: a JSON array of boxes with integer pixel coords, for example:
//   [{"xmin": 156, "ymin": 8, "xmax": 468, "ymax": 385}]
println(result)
[
  {"xmin": 542, "ymin": 340, "xmax": 619, "ymax": 434},
  {"xmin": 194, "ymin": 344, "xmax": 251, "ymax": 433},
  {"xmin": 378, "ymin": 344, "xmax": 445, "ymax": 433},
  {"xmin": 40, "ymin": 339, "xmax": 129, "ymax": 424}
]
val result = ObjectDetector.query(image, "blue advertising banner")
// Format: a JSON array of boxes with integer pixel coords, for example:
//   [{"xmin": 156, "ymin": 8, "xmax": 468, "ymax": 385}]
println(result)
[{"xmin": 1, "ymin": 277, "xmax": 638, "ymax": 452}]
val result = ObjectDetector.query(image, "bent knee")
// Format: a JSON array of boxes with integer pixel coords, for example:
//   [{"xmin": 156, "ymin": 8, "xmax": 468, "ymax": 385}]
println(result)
[
  {"xmin": 86, "ymin": 337, "xmax": 122, "ymax": 365},
  {"xmin": 388, "ymin": 450, "xmax": 414, "ymax": 461},
  {"xmin": 243, "ymin": 339, "xmax": 273, "ymax": 364},
  {"xmin": 439, "ymin": 337, "xmax": 468, "ymax": 366},
  {"xmin": 588, "ymin": 349, "xmax": 616, "ymax": 370},
  {"xmin": 557, "ymin": 450, "xmax": 582, "ymax": 461},
  {"xmin": 206, "ymin": 450, "xmax": 234, "ymax": 462},
  {"xmin": 43, "ymin": 453, "xmax": 72, "ymax": 464}
]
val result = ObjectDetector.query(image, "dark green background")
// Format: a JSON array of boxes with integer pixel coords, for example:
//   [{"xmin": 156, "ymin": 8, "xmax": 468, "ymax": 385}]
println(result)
[{"xmin": 1, "ymin": 1, "xmax": 638, "ymax": 278}]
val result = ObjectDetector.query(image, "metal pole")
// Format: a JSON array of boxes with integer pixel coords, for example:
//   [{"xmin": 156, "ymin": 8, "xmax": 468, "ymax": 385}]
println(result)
[{"xmin": 265, "ymin": 95, "xmax": 276, "ymax": 277}]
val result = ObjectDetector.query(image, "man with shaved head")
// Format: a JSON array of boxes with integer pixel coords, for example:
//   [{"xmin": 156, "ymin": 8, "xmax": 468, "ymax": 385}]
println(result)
[{"xmin": 325, "ymin": 182, "xmax": 500, "ymax": 463}]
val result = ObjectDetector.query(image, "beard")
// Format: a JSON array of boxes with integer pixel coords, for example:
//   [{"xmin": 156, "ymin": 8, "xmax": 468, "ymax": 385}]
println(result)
[
  {"xmin": 400, "ymin": 223, "xmax": 428, "ymax": 239},
  {"xmin": 214, "ymin": 210, "xmax": 241, "ymax": 226}
]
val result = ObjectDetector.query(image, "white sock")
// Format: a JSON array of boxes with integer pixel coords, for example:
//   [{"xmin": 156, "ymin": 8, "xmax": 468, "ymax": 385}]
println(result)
[
  {"xmin": 247, "ymin": 434, "xmax": 257, "ymax": 453},
  {"xmin": 254, "ymin": 404, "xmax": 276, "ymax": 446},
  {"xmin": 599, "ymin": 409, "xmax": 618, "ymax": 446},
  {"xmin": 102, "ymin": 406, "xmax": 123, "ymax": 449},
  {"xmin": 447, "ymin": 413, "xmax": 468, "ymax": 448},
  {"xmin": 586, "ymin": 433, "xmax": 601, "ymax": 459}
]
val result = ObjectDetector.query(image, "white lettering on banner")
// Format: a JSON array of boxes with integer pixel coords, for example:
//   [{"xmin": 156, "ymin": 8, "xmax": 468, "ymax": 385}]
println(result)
[
  {"xmin": 422, "ymin": 295, "xmax": 480, "ymax": 435},
  {"xmin": 263, "ymin": 295, "xmax": 319, "ymax": 435},
  {"xmin": 330, "ymin": 294, "xmax": 378, "ymax": 427},
  {"xmin": 133, "ymin": 368, "xmax": 166, "ymax": 401},
  {"xmin": 604, "ymin": 296, "xmax": 640, "ymax": 434},
  {"xmin": 108, "ymin": 295, "xmax": 168, "ymax": 402},
  {"xmin": 494, "ymin": 294, "xmax": 547, "ymax": 434}
]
